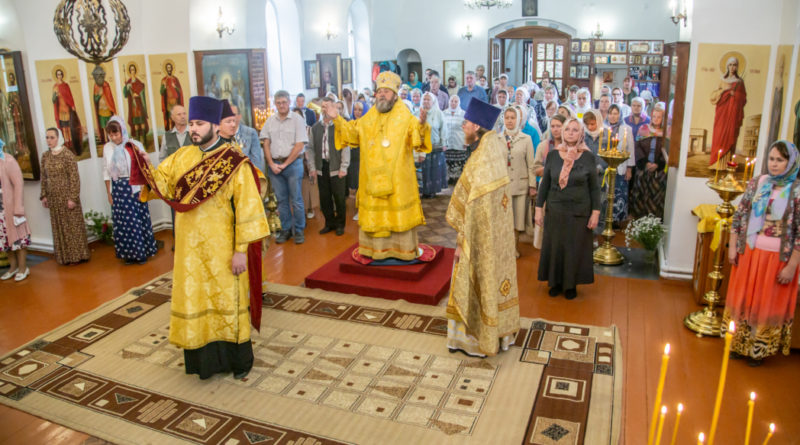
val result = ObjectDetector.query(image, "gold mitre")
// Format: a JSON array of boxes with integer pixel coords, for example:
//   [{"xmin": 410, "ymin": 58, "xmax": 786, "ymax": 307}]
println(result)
[{"xmin": 375, "ymin": 71, "xmax": 401, "ymax": 94}]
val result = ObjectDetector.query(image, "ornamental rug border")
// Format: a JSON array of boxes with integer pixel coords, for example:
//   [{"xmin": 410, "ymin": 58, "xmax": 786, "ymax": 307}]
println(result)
[{"xmin": 0, "ymin": 275, "xmax": 621, "ymax": 445}]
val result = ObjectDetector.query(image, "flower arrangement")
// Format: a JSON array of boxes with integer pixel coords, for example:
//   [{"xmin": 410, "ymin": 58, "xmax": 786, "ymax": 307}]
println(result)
[
  {"xmin": 85, "ymin": 210, "xmax": 113, "ymax": 245},
  {"xmin": 625, "ymin": 214, "xmax": 666, "ymax": 251}
]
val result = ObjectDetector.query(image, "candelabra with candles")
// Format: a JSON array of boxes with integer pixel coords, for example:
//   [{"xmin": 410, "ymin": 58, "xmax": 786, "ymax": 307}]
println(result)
[
  {"xmin": 593, "ymin": 135, "xmax": 630, "ymax": 266},
  {"xmin": 684, "ymin": 160, "xmax": 747, "ymax": 336}
]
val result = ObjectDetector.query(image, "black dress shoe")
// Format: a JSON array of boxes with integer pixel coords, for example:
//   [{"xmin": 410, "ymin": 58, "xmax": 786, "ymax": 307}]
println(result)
[
  {"xmin": 319, "ymin": 226, "xmax": 334, "ymax": 235},
  {"xmin": 747, "ymin": 358, "xmax": 763, "ymax": 367},
  {"xmin": 729, "ymin": 351, "xmax": 745, "ymax": 360},
  {"xmin": 565, "ymin": 289, "xmax": 578, "ymax": 300},
  {"xmin": 548, "ymin": 286, "xmax": 562, "ymax": 297},
  {"xmin": 275, "ymin": 231, "xmax": 292, "ymax": 244},
  {"xmin": 335, "ymin": 227, "xmax": 345, "ymax": 236}
]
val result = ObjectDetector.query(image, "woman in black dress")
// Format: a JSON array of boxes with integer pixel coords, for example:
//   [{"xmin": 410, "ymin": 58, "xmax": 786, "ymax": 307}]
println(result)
[{"xmin": 535, "ymin": 118, "xmax": 601, "ymax": 300}]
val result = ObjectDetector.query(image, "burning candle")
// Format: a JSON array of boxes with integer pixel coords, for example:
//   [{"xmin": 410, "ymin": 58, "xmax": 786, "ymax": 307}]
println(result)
[
  {"xmin": 655, "ymin": 405, "xmax": 667, "ymax": 445},
  {"xmin": 761, "ymin": 423, "xmax": 775, "ymax": 445},
  {"xmin": 744, "ymin": 157, "xmax": 750, "ymax": 181},
  {"xmin": 708, "ymin": 322, "xmax": 735, "ymax": 445},
  {"xmin": 669, "ymin": 403, "xmax": 683, "ymax": 445},
  {"xmin": 622, "ymin": 128, "xmax": 627, "ymax": 151},
  {"xmin": 744, "ymin": 392, "xmax": 756, "ymax": 445},
  {"xmin": 714, "ymin": 150, "xmax": 722, "ymax": 183},
  {"xmin": 648, "ymin": 343, "xmax": 671, "ymax": 445},
  {"xmin": 698, "ymin": 432, "xmax": 705, "ymax": 444}
]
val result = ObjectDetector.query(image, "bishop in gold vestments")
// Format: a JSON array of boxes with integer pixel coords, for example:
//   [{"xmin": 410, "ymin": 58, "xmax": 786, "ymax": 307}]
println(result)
[
  {"xmin": 139, "ymin": 96, "xmax": 270, "ymax": 379},
  {"xmin": 331, "ymin": 71, "xmax": 431, "ymax": 260},
  {"xmin": 446, "ymin": 99, "xmax": 519, "ymax": 357}
]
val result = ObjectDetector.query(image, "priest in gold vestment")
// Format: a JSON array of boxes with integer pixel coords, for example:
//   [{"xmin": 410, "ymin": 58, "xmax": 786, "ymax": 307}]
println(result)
[
  {"xmin": 327, "ymin": 71, "xmax": 431, "ymax": 260},
  {"xmin": 446, "ymin": 99, "xmax": 519, "ymax": 357},
  {"xmin": 136, "ymin": 96, "xmax": 270, "ymax": 379}
]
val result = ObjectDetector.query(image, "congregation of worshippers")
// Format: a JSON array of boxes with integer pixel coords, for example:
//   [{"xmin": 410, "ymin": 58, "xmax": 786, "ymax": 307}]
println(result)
[{"xmin": 2, "ymin": 58, "xmax": 796, "ymax": 378}]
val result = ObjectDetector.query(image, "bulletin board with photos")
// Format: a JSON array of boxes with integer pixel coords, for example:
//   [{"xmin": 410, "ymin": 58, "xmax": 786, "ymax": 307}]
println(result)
[{"xmin": 567, "ymin": 38, "xmax": 665, "ymax": 90}]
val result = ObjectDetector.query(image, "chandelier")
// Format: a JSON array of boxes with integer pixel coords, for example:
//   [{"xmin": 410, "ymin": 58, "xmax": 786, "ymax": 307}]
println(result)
[
  {"xmin": 53, "ymin": 0, "xmax": 131, "ymax": 69},
  {"xmin": 464, "ymin": 0, "xmax": 513, "ymax": 9}
]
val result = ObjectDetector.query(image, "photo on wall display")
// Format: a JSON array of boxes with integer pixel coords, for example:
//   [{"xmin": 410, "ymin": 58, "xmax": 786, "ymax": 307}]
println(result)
[
  {"xmin": 521, "ymin": 0, "xmax": 537, "ymax": 16},
  {"xmin": 1, "ymin": 51, "xmax": 40, "ymax": 179},
  {"xmin": 684, "ymin": 43, "xmax": 770, "ymax": 179},
  {"xmin": 85, "ymin": 61, "xmax": 117, "ymax": 157},
  {"xmin": 35, "ymin": 58, "xmax": 90, "ymax": 161},
  {"xmin": 118, "ymin": 55, "xmax": 155, "ymax": 153},
  {"xmin": 317, "ymin": 53, "xmax": 342, "ymax": 99},
  {"xmin": 304, "ymin": 60, "xmax": 320, "ymax": 89},
  {"xmin": 195, "ymin": 49, "xmax": 269, "ymax": 131},
  {"xmin": 443, "ymin": 60, "xmax": 465, "ymax": 87},
  {"xmin": 764, "ymin": 45, "xmax": 792, "ymax": 160},
  {"xmin": 342, "ymin": 58, "xmax": 353, "ymax": 85},
  {"xmin": 148, "ymin": 53, "xmax": 189, "ymax": 139}
]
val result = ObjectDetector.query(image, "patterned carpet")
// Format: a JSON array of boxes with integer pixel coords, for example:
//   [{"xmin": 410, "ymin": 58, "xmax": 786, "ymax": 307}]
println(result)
[{"xmin": 0, "ymin": 275, "xmax": 622, "ymax": 444}]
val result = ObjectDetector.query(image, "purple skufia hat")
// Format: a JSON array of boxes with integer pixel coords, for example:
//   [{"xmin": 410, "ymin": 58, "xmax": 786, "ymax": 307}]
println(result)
[
  {"xmin": 189, "ymin": 96, "xmax": 223, "ymax": 125},
  {"xmin": 464, "ymin": 98, "xmax": 501, "ymax": 130},
  {"xmin": 220, "ymin": 99, "xmax": 235, "ymax": 120}
]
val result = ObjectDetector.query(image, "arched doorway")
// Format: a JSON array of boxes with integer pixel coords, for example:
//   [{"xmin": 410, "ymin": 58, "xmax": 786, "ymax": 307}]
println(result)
[
  {"xmin": 396, "ymin": 49, "xmax": 422, "ymax": 85},
  {"xmin": 488, "ymin": 19, "xmax": 576, "ymax": 94},
  {"xmin": 495, "ymin": 26, "xmax": 571, "ymax": 92}
]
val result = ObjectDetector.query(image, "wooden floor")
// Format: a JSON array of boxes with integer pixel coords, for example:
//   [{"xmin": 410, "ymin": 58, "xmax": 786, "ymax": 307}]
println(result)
[{"xmin": 1, "ymin": 199, "xmax": 798, "ymax": 445}]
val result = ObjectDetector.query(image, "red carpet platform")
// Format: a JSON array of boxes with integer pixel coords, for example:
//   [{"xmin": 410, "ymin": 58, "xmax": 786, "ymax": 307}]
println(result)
[{"xmin": 304, "ymin": 243, "xmax": 454, "ymax": 305}]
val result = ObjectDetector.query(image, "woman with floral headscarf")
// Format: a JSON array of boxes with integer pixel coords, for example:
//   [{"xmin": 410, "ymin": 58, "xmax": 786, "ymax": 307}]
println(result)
[
  {"xmin": 502, "ymin": 105, "xmax": 536, "ymax": 257},
  {"xmin": 0, "ymin": 137, "xmax": 32, "ymax": 281},
  {"xmin": 535, "ymin": 118, "xmax": 601, "ymax": 300},
  {"xmin": 341, "ymin": 87, "xmax": 355, "ymax": 120},
  {"xmin": 102, "ymin": 116, "xmax": 157, "ymax": 264},
  {"xmin": 631, "ymin": 103, "xmax": 668, "ymax": 219},
  {"xmin": 725, "ymin": 140, "xmax": 800, "ymax": 366},
  {"xmin": 40, "ymin": 127, "xmax": 90, "ymax": 265}
]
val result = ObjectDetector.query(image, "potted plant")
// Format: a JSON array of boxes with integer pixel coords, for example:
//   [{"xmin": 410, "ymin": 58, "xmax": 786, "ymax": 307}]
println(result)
[
  {"xmin": 85, "ymin": 210, "xmax": 114, "ymax": 245},
  {"xmin": 624, "ymin": 214, "xmax": 666, "ymax": 264}
]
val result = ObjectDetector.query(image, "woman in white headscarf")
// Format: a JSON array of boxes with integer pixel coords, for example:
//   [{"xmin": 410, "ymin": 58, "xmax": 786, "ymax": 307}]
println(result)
[
  {"xmin": 502, "ymin": 104, "xmax": 536, "ymax": 256},
  {"xmin": 574, "ymin": 88, "xmax": 592, "ymax": 118},
  {"xmin": 417, "ymin": 92, "xmax": 448, "ymax": 198},
  {"xmin": 341, "ymin": 87, "xmax": 355, "ymax": 120},
  {"xmin": 40, "ymin": 127, "xmax": 90, "ymax": 265},
  {"xmin": 443, "ymin": 95, "xmax": 467, "ymax": 183},
  {"xmin": 102, "ymin": 116, "xmax": 157, "ymax": 264}
]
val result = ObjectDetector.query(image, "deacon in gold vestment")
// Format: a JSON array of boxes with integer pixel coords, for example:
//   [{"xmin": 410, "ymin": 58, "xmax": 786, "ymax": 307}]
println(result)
[
  {"xmin": 328, "ymin": 71, "xmax": 431, "ymax": 260},
  {"xmin": 446, "ymin": 99, "xmax": 519, "ymax": 357},
  {"xmin": 140, "ymin": 96, "xmax": 270, "ymax": 379}
]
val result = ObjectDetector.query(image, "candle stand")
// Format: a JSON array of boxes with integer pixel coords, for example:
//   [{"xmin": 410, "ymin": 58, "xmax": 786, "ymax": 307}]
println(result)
[
  {"xmin": 593, "ymin": 142, "xmax": 631, "ymax": 266},
  {"xmin": 684, "ymin": 165, "xmax": 744, "ymax": 336}
]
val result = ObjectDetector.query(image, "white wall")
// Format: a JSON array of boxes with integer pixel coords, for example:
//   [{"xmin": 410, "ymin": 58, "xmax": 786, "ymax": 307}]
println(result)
[
  {"xmin": 661, "ymin": 0, "xmax": 800, "ymax": 277},
  {"xmin": 0, "ymin": 0, "xmax": 24, "ymax": 50},
  {"xmin": 10, "ymin": 0, "xmax": 198, "ymax": 251}
]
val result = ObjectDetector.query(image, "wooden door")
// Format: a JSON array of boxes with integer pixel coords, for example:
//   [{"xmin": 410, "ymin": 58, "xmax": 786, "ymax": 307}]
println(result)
[{"xmin": 531, "ymin": 38, "xmax": 567, "ymax": 92}]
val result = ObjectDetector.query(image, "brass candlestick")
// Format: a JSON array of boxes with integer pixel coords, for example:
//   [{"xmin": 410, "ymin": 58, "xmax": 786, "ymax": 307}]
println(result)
[
  {"xmin": 593, "ymin": 141, "xmax": 631, "ymax": 266},
  {"xmin": 264, "ymin": 177, "xmax": 282, "ymax": 236},
  {"xmin": 0, "ymin": 252, "xmax": 8, "ymax": 268},
  {"xmin": 684, "ymin": 164, "xmax": 745, "ymax": 336}
]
